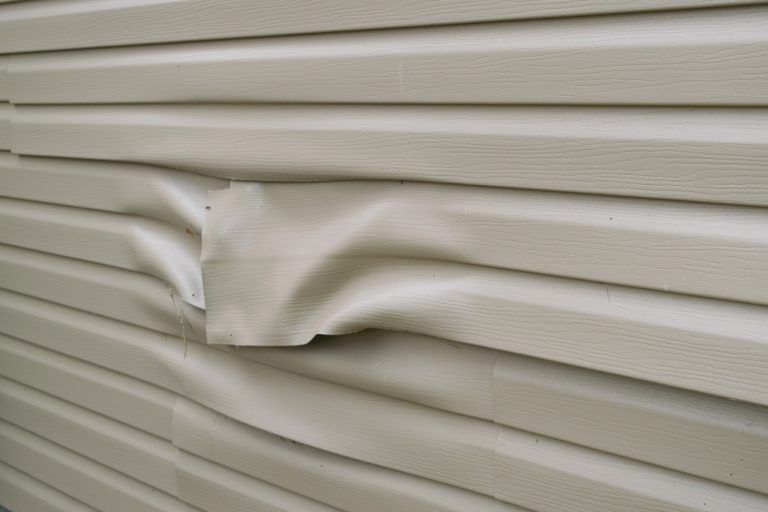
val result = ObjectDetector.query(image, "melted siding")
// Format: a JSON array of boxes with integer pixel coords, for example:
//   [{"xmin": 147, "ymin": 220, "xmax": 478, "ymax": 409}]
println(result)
[{"xmin": 1, "ymin": 2, "xmax": 767, "ymax": 511}]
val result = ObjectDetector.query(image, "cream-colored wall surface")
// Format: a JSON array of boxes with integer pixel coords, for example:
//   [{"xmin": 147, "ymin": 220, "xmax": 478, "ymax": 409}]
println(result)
[{"xmin": 1, "ymin": 2, "xmax": 767, "ymax": 511}]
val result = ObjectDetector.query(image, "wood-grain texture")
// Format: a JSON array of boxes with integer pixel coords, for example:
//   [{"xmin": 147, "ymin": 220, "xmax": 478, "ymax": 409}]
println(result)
[
  {"xmin": 1, "ymin": 0, "xmax": 762, "ymax": 53},
  {"xmin": 10, "ymin": 104, "xmax": 768, "ymax": 206},
  {"xmin": 7, "ymin": 7, "xmax": 768, "ymax": 105},
  {"xmin": 2, "ymin": 2, "xmax": 766, "ymax": 511}
]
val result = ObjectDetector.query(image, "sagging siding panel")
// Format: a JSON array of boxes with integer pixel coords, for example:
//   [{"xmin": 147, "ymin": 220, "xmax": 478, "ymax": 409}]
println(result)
[
  {"xmin": 0, "ymin": 152, "xmax": 225, "ymax": 230},
  {"xmin": 1, "ymin": 286, "xmax": 767, "ymax": 496},
  {"xmin": 203, "ymin": 181, "xmax": 768, "ymax": 305},
  {"xmin": 0, "ymin": 197, "xmax": 204, "ymax": 307},
  {"xmin": 2, "ymin": 2, "xmax": 767, "ymax": 512}
]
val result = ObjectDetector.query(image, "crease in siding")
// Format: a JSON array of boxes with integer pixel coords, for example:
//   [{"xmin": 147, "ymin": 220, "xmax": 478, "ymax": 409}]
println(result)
[{"xmin": 2, "ymin": 2, "xmax": 768, "ymax": 511}]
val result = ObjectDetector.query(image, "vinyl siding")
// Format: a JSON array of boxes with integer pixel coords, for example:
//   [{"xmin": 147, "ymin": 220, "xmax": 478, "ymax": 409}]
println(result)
[{"xmin": 1, "ymin": 2, "xmax": 767, "ymax": 512}]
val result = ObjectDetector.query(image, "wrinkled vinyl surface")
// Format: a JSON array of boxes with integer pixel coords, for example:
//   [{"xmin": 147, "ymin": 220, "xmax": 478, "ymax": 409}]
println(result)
[{"xmin": 2, "ymin": 2, "xmax": 768, "ymax": 512}]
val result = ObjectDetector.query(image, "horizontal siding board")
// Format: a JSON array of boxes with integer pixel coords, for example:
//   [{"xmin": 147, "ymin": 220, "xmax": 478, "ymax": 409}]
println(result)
[
  {"xmin": 10, "ymin": 104, "xmax": 768, "ymax": 206},
  {"xmin": 0, "ymin": 152, "xmax": 226, "ymax": 230},
  {"xmin": 0, "ymin": 462, "xmax": 99, "ymax": 512},
  {"xmin": 236, "ymin": 330, "xmax": 497, "ymax": 421},
  {"xmin": 6, "ymin": 287, "xmax": 765, "ymax": 494},
  {"xmin": 492, "ymin": 357, "xmax": 768, "ymax": 495},
  {"xmin": 0, "ymin": 57, "xmax": 7, "ymax": 101},
  {"xmin": 0, "ymin": 420, "xmax": 197, "ymax": 512},
  {"xmin": 179, "ymin": 341, "xmax": 500, "ymax": 496},
  {"xmin": 0, "ymin": 197, "xmax": 203, "ymax": 307},
  {"xmin": 0, "ymin": 244, "xmax": 205, "ymax": 340},
  {"xmin": 0, "ymin": 102, "xmax": 10, "ymax": 150},
  {"xmin": 203, "ymin": 252, "xmax": 768, "ymax": 405},
  {"xmin": 494, "ymin": 428, "xmax": 768, "ymax": 512},
  {"xmin": 174, "ymin": 399, "xmax": 519, "ymax": 512},
  {"xmin": 176, "ymin": 451, "xmax": 344, "ymax": 512},
  {"xmin": 235, "ymin": 330, "xmax": 768, "ymax": 494},
  {"xmin": 3, "ymin": 0, "xmax": 766, "ymax": 509},
  {"xmin": 0, "ymin": 376, "xmax": 178, "ymax": 494},
  {"xmin": 8, "ymin": 7, "xmax": 768, "ymax": 106},
  {"xmin": 0, "ymin": 333, "xmax": 176, "ymax": 439},
  {"xmin": 6, "ymin": 288, "xmax": 759, "ymax": 503},
  {"xmin": 207, "ymin": 181, "xmax": 768, "ymax": 305},
  {"xmin": 0, "ymin": 289, "xmax": 187, "ymax": 394},
  {"xmin": 0, "ymin": 0, "xmax": 762, "ymax": 53}
]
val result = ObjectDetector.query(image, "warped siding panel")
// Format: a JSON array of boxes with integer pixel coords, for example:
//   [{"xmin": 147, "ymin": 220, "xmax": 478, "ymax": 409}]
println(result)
[
  {"xmin": 178, "ymin": 341, "xmax": 500, "ymax": 496},
  {"xmin": 5, "ymin": 326, "xmax": 767, "ymax": 512},
  {"xmin": 204, "ymin": 254, "xmax": 768, "ymax": 405},
  {"xmin": 246, "ymin": 331, "xmax": 768, "ymax": 494},
  {"xmin": 234, "ymin": 331, "xmax": 498, "ymax": 421},
  {"xmin": 8, "ymin": 7, "xmax": 768, "ymax": 106},
  {"xmin": 7, "ymin": 289, "xmax": 767, "ymax": 495},
  {"xmin": 0, "ymin": 0, "xmax": 762, "ymax": 53},
  {"xmin": 205, "ymin": 181, "xmax": 768, "ymax": 305},
  {"xmin": 11, "ymin": 104, "xmax": 768, "ymax": 206},
  {"xmin": 0, "ymin": 197, "xmax": 203, "ymax": 307},
  {"xmin": 0, "ymin": 462, "xmax": 99, "ymax": 512},
  {"xmin": 174, "ymin": 399, "xmax": 517, "ymax": 512},
  {"xmin": 0, "ymin": 244, "xmax": 206, "ymax": 340},
  {"xmin": 3, "ymin": 2, "xmax": 767, "ymax": 511},
  {"xmin": 3, "ymin": 288, "xmax": 768, "ymax": 505},
  {"xmin": 0, "ymin": 152, "xmax": 225, "ymax": 230}
]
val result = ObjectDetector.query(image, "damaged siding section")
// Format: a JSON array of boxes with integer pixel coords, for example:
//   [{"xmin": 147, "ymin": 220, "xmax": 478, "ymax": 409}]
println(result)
[{"xmin": 1, "ymin": 2, "xmax": 767, "ymax": 512}]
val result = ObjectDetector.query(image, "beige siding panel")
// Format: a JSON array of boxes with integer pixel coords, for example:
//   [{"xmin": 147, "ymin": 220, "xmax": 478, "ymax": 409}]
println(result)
[
  {"xmin": 176, "ymin": 451, "xmax": 344, "ymax": 512},
  {"xmin": 0, "ymin": 462, "xmax": 99, "ymax": 512},
  {"xmin": 0, "ymin": 289, "xmax": 187, "ymax": 394},
  {"xmin": 0, "ymin": 102, "xmax": 10, "ymax": 150},
  {"xmin": 0, "ymin": 244, "xmax": 205, "ymax": 340},
  {"xmin": 0, "ymin": 197, "xmax": 203, "ymax": 307},
  {"xmin": 235, "ymin": 331, "xmax": 768, "ymax": 494},
  {"xmin": 6, "ymin": 288, "xmax": 765, "ymax": 494},
  {"xmin": 0, "ymin": 376, "xmax": 178, "ymax": 494},
  {"xmin": 205, "ymin": 181, "xmax": 768, "ymax": 305},
  {"xmin": 492, "ymin": 356, "xmax": 768, "ymax": 495},
  {"xmin": 3, "ymin": 287, "xmax": 767, "ymax": 503},
  {"xmin": 3, "ymin": 0, "xmax": 766, "ymax": 509},
  {"xmin": 494, "ymin": 428, "xmax": 768, "ymax": 512},
  {"xmin": 0, "ymin": 0, "xmax": 762, "ymax": 53},
  {"xmin": 11, "ymin": 105, "xmax": 768, "ymax": 206},
  {"xmin": 0, "ymin": 57, "xmax": 8, "ymax": 101},
  {"xmin": 0, "ymin": 420, "xmax": 198, "ymax": 512},
  {"xmin": 0, "ymin": 152, "xmax": 226, "ymax": 230},
  {"xmin": 178, "ymin": 341, "xmax": 499, "ymax": 496},
  {"xmin": 236, "ymin": 331, "xmax": 497, "ymax": 421},
  {"xmin": 9, "ymin": 7, "xmax": 768, "ymax": 106},
  {"xmin": 0, "ymin": 333, "xmax": 175, "ymax": 439},
  {"xmin": 174, "ymin": 399, "xmax": 519, "ymax": 512},
  {"xmin": 203, "ymin": 249, "xmax": 768, "ymax": 404}
]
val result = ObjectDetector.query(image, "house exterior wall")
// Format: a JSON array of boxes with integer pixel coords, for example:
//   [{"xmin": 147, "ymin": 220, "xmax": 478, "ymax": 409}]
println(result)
[{"xmin": 0, "ymin": 2, "xmax": 766, "ymax": 511}]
